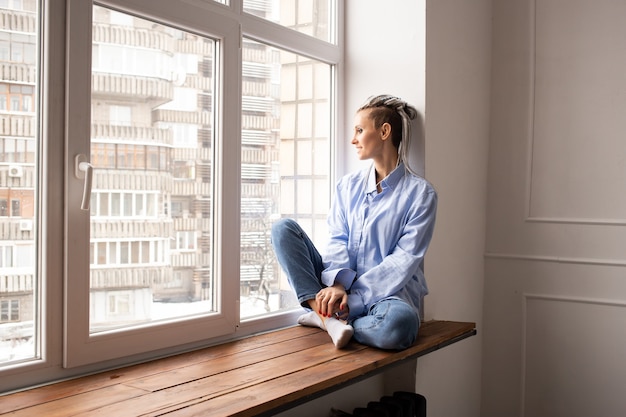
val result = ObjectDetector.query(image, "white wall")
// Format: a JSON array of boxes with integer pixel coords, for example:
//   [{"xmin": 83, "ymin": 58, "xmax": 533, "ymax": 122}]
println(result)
[
  {"xmin": 341, "ymin": 0, "xmax": 427, "ymax": 176},
  {"xmin": 344, "ymin": 1, "xmax": 491, "ymax": 416},
  {"xmin": 414, "ymin": 1, "xmax": 491, "ymax": 416},
  {"xmin": 482, "ymin": 0, "xmax": 626, "ymax": 415}
]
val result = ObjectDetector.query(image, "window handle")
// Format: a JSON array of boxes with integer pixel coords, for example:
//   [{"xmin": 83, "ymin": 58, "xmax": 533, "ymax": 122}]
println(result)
[{"xmin": 75, "ymin": 154, "xmax": 93, "ymax": 211}]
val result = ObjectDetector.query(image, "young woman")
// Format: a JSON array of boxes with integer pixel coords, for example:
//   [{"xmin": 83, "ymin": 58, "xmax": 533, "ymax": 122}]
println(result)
[{"xmin": 271, "ymin": 95, "xmax": 437, "ymax": 350}]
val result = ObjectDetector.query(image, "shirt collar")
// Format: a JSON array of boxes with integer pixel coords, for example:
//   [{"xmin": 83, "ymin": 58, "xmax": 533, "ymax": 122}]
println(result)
[{"xmin": 365, "ymin": 162, "xmax": 405, "ymax": 194}]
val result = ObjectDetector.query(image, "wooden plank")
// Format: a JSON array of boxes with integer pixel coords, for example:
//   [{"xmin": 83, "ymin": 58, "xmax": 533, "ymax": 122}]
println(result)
[
  {"xmin": 3, "ymin": 384, "xmax": 149, "ymax": 417},
  {"xmin": 160, "ymin": 321, "xmax": 477, "ymax": 417},
  {"xmin": 168, "ymin": 349, "xmax": 395, "ymax": 416},
  {"xmin": 125, "ymin": 331, "xmax": 331, "ymax": 392},
  {"xmin": 63, "ymin": 343, "xmax": 369, "ymax": 416},
  {"xmin": 0, "ymin": 325, "xmax": 319, "ymax": 414}
]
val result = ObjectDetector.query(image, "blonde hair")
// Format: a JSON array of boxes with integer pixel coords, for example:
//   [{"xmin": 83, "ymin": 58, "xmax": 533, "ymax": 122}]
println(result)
[{"xmin": 358, "ymin": 95, "xmax": 419, "ymax": 176}]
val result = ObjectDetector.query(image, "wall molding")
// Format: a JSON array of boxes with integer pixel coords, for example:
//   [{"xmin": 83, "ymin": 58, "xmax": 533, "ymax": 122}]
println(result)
[
  {"xmin": 526, "ymin": 216, "xmax": 626, "ymax": 226},
  {"xmin": 484, "ymin": 252, "xmax": 626, "ymax": 267},
  {"xmin": 523, "ymin": 292, "xmax": 626, "ymax": 308},
  {"xmin": 524, "ymin": 0, "xmax": 626, "ymax": 226},
  {"xmin": 520, "ymin": 293, "xmax": 626, "ymax": 416}
]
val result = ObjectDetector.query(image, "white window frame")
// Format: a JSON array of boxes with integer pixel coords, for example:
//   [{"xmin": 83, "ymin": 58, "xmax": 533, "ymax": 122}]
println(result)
[
  {"xmin": 64, "ymin": 0, "xmax": 242, "ymax": 368},
  {"xmin": 0, "ymin": 0, "xmax": 343, "ymax": 392}
]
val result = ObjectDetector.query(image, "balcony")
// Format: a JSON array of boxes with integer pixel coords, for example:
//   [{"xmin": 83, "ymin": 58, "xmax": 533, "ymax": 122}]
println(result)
[
  {"xmin": 242, "ymin": 80, "xmax": 272, "ymax": 97},
  {"xmin": 242, "ymin": 45, "xmax": 271, "ymax": 64},
  {"xmin": 91, "ymin": 123, "xmax": 172, "ymax": 146},
  {"xmin": 90, "ymin": 219, "xmax": 173, "ymax": 240},
  {"xmin": 90, "ymin": 266, "xmax": 168, "ymax": 290},
  {"xmin": 241, "ymin": 182, "xmax": 278, "ymax": 199},
  {"xmin": 93, "ymin": 23, "xmax": 175, "ymax": 54},
  {"xmin": 171, "ymin": 179, "xmax": 212, "ymax": 197},
  {"xmin": 0, "ymin": 113, "xmax": 35, "ymax": 137},
  {"xmin": 242, "ymin": 62, "xmax": 273, "ymax": 80},
  {"xmin": 170, "ymin": 252, "xmax": 200, "ymax": 268},
  {"xmin": 91, "ymin": 169, "xmax": 172, "ymax": 192},
  {"xmin": 242, "ymin": 163, "xmax": 272, "ymax": 181},
  {"xmin": 171, "ymin": 147, "xmax": 211, "ymax": 162},
  {"xmin": 0, "ymin": 272, "xmax": 34, "ymax": 293},
  {"xmin": 0, "ymin": 163, "xmax": 34, "ymax": 189},
  {"xmin": 242, "ymin": 129, "xmax": 275, "ymax": 146},
  {"xmin": 92, "ymin": 73, "xmax": 173, "ymax": 106},
  {"xmin": 242, "ymin": 147, "xmax": 276, "ymax": 164},
  {"xmin": 0, "ymin": 218, "xmax": 34, "ymax": 241},
  {"xmin": 242, "ymin": 114, "xmax": 278, "ymax": 130},
  {"xmin": 0, "ymin": 62, "xmax": 36, "ymax": 84},
  {"xmin": 0, "ymin": 9, "xmax": 36, "ymax": 33},
  {"xmin": 242, "ymin": 95, "xmax": 275, "ymax": 113},
  {"xmin": 152, "ymin": 109, "xmax": 212, "ymax": 125}
]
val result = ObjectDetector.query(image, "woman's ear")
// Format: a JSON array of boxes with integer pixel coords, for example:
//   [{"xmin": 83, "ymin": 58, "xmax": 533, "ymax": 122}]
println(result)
[{"xmin": 380, "ymin": 122, "xmax": 391, "ymax": 140}]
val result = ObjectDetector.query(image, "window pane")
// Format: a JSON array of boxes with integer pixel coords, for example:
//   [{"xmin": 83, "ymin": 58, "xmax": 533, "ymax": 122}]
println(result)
[
  {"xmin": 240, "ymin": 39, "xmax": 331, "ymax": 318},
  {"xmin": 0, "ymin": 1, "xmax": 38, "ymax": 366},
  {"xmin": 243, "ymin": 0, "xmax": 335, "ymax": 43},
  {"xmin": 90, "ymin": 6, "xmax": 216, "ymax": 333}
]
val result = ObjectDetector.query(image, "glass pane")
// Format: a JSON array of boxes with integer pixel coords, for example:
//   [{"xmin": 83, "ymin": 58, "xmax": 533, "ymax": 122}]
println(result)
[
  {"xmin": 243, "ymin": 0, "xmax": 335, "ymax": 43},
  {"xmin": 240, "ymin": 39, "xmax": 331, "ymax": 318},
  {"xmin": 0, "ymin": 1, "xmax": 39, "ymax": 365},
  {"xmin": 90, "ymin": 6, "xmax": 216, "ymax": 333}
]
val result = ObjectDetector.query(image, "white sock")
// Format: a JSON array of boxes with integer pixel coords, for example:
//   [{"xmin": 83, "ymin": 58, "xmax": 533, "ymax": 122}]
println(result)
[
  {"xmin": 323, "ymin": 317, "xmax": 354, "ymax": 348},
  {"xmin": 298, "ymin": 311, "xmax": 325, "ymax": 329},
  {"xmin": 298, "ymin": 312, "xmax": 353, "ymax": 348}
]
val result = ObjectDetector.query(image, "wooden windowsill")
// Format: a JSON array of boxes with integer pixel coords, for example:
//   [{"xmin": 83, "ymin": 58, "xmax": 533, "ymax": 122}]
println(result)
[{"xmin": 0, "ymin": 320, "xmax": 476, "ymax": 417}]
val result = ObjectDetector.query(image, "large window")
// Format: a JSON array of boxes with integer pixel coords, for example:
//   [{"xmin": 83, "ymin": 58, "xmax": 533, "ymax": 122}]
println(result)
[
  {"xmin": 0, "ymin": 0, "xmax": 38, "ymax": 368},
  {"xmin": 240, "ymin": 39, "xmax": 332, "ymax": 318},
  {"xmin": 0, "ymin": 0, "xmax": 339, "ymax": 392}
]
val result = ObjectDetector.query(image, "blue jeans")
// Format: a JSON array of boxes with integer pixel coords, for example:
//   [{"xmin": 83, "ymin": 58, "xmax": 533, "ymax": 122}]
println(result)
[{"xmin": 271, "ymin": 218, "xmax": 420, "ymax": 350}]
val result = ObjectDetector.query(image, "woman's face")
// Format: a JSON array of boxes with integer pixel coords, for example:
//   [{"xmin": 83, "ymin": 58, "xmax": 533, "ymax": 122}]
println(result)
[{"xmin": 351, "ymin": 109, "xmax": 384, "ymax": 160}]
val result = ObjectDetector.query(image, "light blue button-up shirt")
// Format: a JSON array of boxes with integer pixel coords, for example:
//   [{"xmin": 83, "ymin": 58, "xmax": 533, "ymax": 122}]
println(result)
[{"xmin": 321, "ymin": 163, "xmax": 437, "ymax": 319}]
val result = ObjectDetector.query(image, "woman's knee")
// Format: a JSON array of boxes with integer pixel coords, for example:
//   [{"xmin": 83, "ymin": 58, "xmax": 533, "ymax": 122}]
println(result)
[
  {"xmin": 351, "ymin": 301, "xmax": 419, "ymax": 350},
  {"xmin": 271, "ymin": 218, "xmax": 298, "ymax": 244},
  {"xmin": 384, "ymin": 319, "xmax": 418, "ymax": 350},
  {"xmin": 384, "ymin": 322, "xmax": 418, "ymax": 350}
]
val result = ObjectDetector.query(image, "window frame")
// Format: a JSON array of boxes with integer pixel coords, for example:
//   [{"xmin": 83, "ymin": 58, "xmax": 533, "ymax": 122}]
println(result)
[
  {"xmin": 64, "ymin": 0, "xmax": 243, "ymax": 368},
  {"xmin": 0, "ymin": 0, "xmax": 343, "ymax": 392}
]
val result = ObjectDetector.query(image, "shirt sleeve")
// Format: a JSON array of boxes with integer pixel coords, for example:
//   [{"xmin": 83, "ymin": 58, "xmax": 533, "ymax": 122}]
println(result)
[
  {"xmin": 321, "ymin": 178, "xmax": 357, "ymax": 289},
  {"xmin": 347, "ymin": 187, "xmax": 437, "ymax": 319}
]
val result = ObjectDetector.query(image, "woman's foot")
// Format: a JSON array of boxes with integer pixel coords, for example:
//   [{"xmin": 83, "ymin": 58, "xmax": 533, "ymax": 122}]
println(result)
[{"xmin": 298, "ymin": 311, "xmax": 354, "ymax": 348}]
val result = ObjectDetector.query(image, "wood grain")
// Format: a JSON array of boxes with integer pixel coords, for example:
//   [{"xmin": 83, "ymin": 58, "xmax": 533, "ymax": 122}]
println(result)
[{"xmin": 0, "ymin": 320, "xmax": 476, "ymax": 417}]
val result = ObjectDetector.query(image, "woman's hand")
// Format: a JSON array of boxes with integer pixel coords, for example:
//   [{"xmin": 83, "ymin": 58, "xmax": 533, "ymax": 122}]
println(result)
[{"xmin": 315, "ymin": 283, "xmax": 349, "ymax": 320}]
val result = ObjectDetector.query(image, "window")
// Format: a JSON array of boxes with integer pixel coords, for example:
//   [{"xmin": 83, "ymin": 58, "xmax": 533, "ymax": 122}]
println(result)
[
  {"xmin": 109, "ymin": 105, "xmax": 131, "ymax": 126},
  {"xmin": 91, "ymin": 143, "xmax": 168, "ymax": 171},
  {"xmin": 172, "ymin": 231, "xmax": 197, "ymax": 251},
  {"xmin": 91, "ymin": 239, "xmax": 166, "ymax": 266},
  {"xmin": 0, "ymin": 300, "xmax": 20, "ymax": 322},
  {"xmin": 0, "ymin": 84, "xmax": 35, "ymax": 113},
  {"xmin": 0, "ymin": 32, "xmax": 36, "ymax": 65},
  {"xmin": 1, "ymin": 0, "xmax": 340, "ymax": 391},
  {"xmin": 0, "ymin": 244, "xmax": 13, "ymax": 268},
  {"xmin": 0, "ymin": 0, "xmax": 37, "ymax": 370},
  {"xmin": 239, "ymin": 39, "xmax": 332, "ymax": 318},
  {"xmin": 0, "ymin": 1, "xmax": 23, "ymax": 11}
]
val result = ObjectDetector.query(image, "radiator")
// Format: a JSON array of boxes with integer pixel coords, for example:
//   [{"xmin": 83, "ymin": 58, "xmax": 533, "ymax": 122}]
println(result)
[{"xmin": 330, "ymin": 391, "xmax": 427, "ymax": 417}]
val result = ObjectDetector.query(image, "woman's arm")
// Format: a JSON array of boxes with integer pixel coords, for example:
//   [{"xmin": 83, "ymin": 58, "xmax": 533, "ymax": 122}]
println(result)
[{"xmin": 320, "ymin": 178, "xmax": 358, "ymax": 289}]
